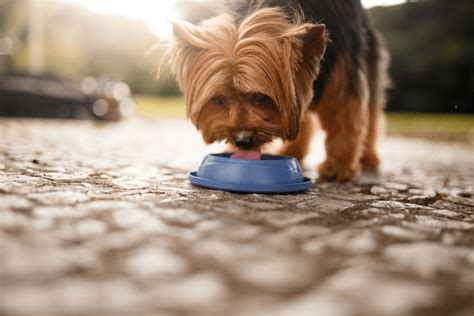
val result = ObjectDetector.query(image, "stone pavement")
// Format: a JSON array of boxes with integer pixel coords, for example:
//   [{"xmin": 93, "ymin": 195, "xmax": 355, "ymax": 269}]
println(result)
[{"xmin": 0, "ymin": 118, "xmax": 473, "ymax": 316}]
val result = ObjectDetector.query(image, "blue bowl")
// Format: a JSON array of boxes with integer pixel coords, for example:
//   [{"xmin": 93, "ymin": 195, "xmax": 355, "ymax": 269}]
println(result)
[{"xmin": 188, "ymin": 153, "xmax": 312, "ymax": 193}]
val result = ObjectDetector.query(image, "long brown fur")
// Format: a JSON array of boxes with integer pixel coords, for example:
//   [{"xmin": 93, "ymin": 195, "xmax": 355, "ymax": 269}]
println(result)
[
  {"xmin": 164, "ymin": 6, "xmax": 389, "ymax": 181},
  {"xmin": 165, "ymin": 8, "xmax": 327, "ymax": 144}
]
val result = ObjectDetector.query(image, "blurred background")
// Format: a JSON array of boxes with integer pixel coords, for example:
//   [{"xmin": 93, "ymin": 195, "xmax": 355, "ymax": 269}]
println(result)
[{"xmin": 0, "ymin": 0, "xmax": 472, "ymax": 141}]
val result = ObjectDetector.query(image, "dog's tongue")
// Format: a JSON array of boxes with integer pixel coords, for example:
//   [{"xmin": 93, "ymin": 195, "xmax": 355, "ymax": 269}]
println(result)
[{"xmin": 231, "ymin": 150, "xmax": 262, "ymax": 160}]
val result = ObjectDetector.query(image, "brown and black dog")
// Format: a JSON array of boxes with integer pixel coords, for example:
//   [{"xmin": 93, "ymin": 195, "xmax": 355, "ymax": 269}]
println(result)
[{"xmin": 164, "ymin": 0, "xmax": 390, "ymax": 181}]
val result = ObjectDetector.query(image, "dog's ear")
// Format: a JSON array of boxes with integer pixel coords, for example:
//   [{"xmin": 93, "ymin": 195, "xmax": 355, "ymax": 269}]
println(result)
[
  {"xmin": 172, "ymin": 14, "xmax": 236, "ymax": 51},
  {"xmin": 166, "ymin": 16, "xmax": 237, "ymax": 123},
  {"xmin": 291, "ymin": 23, "xmax": 328, "ymax": 124},
  {"xmin": 167, "ymin": 21, "xmax": 204, "ymax": 121},
  {"xmin": 283, "ymin": 24, "xmax": 328, "ymax": 140},
  {"xmin": 171, "ymin": 21, "xmax": 206, "ymax": 50},
  {"xmin": 302, "ymin": 24, "xmax": 328, "ymax": 61}
]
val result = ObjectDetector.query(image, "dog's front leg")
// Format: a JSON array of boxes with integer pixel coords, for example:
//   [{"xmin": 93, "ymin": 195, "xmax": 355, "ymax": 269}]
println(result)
[
  {"xmin": 317, "ymin": 102, "xmax": 368, "ymax": 181},
  {"xmin": 315, "ymin": 63, "xmax": 369, "ymax": 181}
]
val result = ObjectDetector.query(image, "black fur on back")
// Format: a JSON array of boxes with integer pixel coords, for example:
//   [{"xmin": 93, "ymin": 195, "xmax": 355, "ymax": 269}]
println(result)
[{"xmin": 232, "ymin": 0, "xmax": 382, "ymax": 105}]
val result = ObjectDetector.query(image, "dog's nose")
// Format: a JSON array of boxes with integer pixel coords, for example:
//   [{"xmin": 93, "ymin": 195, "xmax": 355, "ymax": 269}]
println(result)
[{"xmin": 235, "ymin": 131, "xmax": 254, "ymax": 149}]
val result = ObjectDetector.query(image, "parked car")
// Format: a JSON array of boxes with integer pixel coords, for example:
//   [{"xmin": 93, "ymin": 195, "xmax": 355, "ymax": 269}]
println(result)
[{"xmin": 0, "ymin": 74, "xmax": 135, "ymax": 121}]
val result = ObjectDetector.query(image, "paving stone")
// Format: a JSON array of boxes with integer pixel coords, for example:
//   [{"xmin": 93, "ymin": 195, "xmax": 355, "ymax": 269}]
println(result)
[
  {"xmin": 79, "ymin": 200, "xmax": 138, "ymax": 212},
  {"xmin": 281, "ymin": 224, "xmax": 331, "ymax": 241},
  {"xmin": 1, "ymin": 242, "xmax": 98, "ymax": 281},
  {"xmin": 0, "ymin": 118, "xmax": 473, "ymax": 316},
  {"xmin": 27, "ymin": 191, "xmax": 90, "ymax": 205},
  {"xmin": 245, "ymin": 267, "xmax": 441, "ymax": 316},
  {"xmin": 112, "ymin": 207, "xmax": 165, "ymax": 231},
  {"xmin": 2, "ymin": 280, "xmax": 147, "ymax": 315},
  {"xmin": 416, "ymin": 215, "xmax": 474, "ymax": 230},
  {"xmin": 430, "ymin": 208, "xmax": 464, "ymax": 219},
  {"xmin": 380, "ymin": 225, "xmax": 427, "ymax": 240},
  {"xmin": 72, "ymin": 219, "xmax": 107, "ymax": 239},
  {"xmin": 149, "ymin": 272, "xmax": 230, "ymax": 309},
  {"xmin": 296, "ymin": 196, "xmax": 355, "ymax": 212},
  {"xmin": 33, "ymin": 205, "xmax": 87, "ymax": 218},
  {"xmin": 125, "ymin": 246, "xmax": 190, "ymax": 279},
  {"xmin": 384, "ymin": 242, "xmax": 474, "ymax": 280},
  {"xmin": 256, "ymin": 210, "xmax": 321, "ymax": 227},
  {"xmin": 303, "ymin": 228, "xmax": 378, "ymax": 254},
  {"xmin": 193, "ymin": 238, "xmax": 262, "ymax": 263},
  {"xmin": 0, "ymin": 194, "xmax": 32, "ymax": 209},
  {"xmin": 112, "ymin": 178, "xmax": 150, "ymax": 189},
  {"xmin": 154, "ymin": 207, "xmax": 202, "ymax": 226},
  {"xmin": 196, "ymin": 221, "xmax": 261, "ymax": 242},
  {"xmin": 0, "ymin": 209, "xmax": 31, "ymax": 229},
  {"xmin": 228, "ymin": 256, "xmax": 317, "ymax": 293},
  {"xmin": 371, "ymin": 200, "xmax": 410, "ymax": 210}
]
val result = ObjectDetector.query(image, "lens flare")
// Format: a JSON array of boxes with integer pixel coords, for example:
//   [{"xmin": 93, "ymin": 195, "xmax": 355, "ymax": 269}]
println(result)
[{"xmin": 66, "ymin": 0, "xmax": 181, "ymax": 40}]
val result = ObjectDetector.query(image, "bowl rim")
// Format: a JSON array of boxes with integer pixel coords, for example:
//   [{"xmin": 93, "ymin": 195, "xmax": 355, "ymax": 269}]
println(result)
[
  {"xmin": 188, "ymin": 171, "xmax": 312, "ymax": 193},
  {"xmin": 205, "ymin": 153, "xmax": 297, "ymax": 165}
]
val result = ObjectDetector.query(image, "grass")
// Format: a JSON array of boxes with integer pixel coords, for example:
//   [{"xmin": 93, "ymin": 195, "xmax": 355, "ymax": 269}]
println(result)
[
  {"xmin": 135, "ymin": 95, "xmax": 186, "ymax": 117},
  {"xmin": 134, "ymin": 95, "xmax": 474, "ymax": 143},
  {"xmin": 386, "ymin": 113, "xmax": 474, "ymax": 143}
]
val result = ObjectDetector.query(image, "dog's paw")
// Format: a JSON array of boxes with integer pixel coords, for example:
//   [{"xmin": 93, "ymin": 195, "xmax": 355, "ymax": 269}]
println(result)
[
  {"xmin": 318, "ymin": 159, "xmax": 359, "ymax": 182},
  {"xmin": 361, "ymin": 152, "xmax": 380, "ymax": 170}
]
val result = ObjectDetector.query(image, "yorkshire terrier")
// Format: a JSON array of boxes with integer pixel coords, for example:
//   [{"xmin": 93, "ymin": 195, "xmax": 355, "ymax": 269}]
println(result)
[{"xmin": 164, "ymin": 0, "xmax": 390, "ymax": 181}]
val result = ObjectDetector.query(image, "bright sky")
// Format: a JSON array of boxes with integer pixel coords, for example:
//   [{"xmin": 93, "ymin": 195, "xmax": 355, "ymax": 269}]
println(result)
[
  {"xmin": 67, "ymin": 0, "xmax": 181, "ymax": 40},
  {"xmin": 67, "ymin": 0, "xmax": 405, "ymax": 40},
  {"xmin": 362, "ymin": 0, "xmax": 405, "ymax": 7}
]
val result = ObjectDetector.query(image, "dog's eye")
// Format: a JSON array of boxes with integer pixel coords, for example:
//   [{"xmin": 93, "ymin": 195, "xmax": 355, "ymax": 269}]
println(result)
[
  {"xmin": 211, "ymin": 96, "xmax": 226, "ymax": 106},
  {"xmin": 251, "ymin": 93, "xmax": 272, "ymax": 105}
]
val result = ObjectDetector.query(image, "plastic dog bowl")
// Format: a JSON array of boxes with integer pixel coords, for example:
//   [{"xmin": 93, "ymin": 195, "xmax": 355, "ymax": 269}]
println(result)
[{"xmin": 188, "ymin": 153, "xmax": 312, "ymax": 193}]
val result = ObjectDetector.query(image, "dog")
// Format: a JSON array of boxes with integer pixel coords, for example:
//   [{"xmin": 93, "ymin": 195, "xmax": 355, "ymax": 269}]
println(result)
[{"xmin": 164, "ymin": 0, "xmax": 390, "ymax": 181}]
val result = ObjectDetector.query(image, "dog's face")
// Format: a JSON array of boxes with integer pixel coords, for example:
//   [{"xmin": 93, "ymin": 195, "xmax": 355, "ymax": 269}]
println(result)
[{"xmin": 166, "ymin": 8, "xmax": 327, "ymax": 150}]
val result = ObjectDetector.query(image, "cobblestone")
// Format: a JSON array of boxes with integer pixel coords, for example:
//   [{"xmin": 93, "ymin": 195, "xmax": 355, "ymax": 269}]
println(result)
[{"xmin": 1, "ymin": 118, "xmax": 474, "ymax": 316}]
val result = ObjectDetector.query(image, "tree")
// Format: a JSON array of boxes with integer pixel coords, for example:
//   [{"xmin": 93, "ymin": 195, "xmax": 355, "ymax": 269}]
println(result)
[{"xmin": 369, "ymin": 0, "xmax": 474, "ymax": 113}]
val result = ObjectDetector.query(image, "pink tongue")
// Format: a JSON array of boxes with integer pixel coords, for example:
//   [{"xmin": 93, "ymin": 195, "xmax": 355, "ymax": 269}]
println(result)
[{"xmin": 231, "ymin": 150, "xmax": 262, "ymax": 160}]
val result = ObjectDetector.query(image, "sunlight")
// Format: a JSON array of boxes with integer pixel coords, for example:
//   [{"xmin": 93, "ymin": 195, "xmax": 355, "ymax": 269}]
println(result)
[
  {"xmin": 362, "ymin": 0, "xmax": 405, "ymax": 7},
  {"xmin": 66, "ymin": 0, "xmax": 403, "ymax": 40},
  {"xmin": 67, "ymin": 0, "xmax": 181, "ymax": 40}
]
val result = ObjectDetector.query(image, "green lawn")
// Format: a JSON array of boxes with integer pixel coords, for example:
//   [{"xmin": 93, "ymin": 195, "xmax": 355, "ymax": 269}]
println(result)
[
  {"xmin": 135, "ymin": 95, "xmax": 474, "ymax": 143},
  {"xmin": 135, "ymin": 95, "xmax": 186, "ymax": 117},
  {"xmin": 386, "ymin": 113, "xmax": 474, "ymax": 143}
]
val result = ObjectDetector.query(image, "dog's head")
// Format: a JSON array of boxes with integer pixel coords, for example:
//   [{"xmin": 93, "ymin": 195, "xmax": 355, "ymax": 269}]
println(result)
[{"xmin": 165, "ymin": 7, "xmax": 328, "ymax": 150}]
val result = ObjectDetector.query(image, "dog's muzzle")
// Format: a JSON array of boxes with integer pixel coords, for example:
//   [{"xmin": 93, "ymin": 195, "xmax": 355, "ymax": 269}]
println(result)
[{"xmin": 234, "ymin": 131, "xmax": 255, "ymax": 149}]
